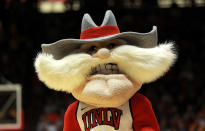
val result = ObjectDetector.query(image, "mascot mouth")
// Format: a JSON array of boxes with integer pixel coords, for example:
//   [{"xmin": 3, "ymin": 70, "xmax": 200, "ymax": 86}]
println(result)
[{"xmin": 89, "ymin": 63, "xmax": 121, "ymax": 76}]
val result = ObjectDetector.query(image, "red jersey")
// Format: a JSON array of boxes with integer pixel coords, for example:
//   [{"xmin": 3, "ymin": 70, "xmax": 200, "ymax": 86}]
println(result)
[{"xmin": 63, "ymin": 93, "xmax": 160, "ymax": 131}]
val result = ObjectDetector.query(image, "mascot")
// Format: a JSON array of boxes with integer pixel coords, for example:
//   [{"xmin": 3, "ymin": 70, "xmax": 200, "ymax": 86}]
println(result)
[{"xmin": 34, "ymin": 10, "xmax": 177, "ymax": 131}]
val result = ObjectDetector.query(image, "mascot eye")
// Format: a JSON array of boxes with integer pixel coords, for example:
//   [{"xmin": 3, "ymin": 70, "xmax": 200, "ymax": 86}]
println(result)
[
  {"xmin": 107, "ymin": 43, "xmax": 116, "ymax": 49},
  {"xmin": 88, "ymin": 45, "xmax": 97, "ymax": 53}
]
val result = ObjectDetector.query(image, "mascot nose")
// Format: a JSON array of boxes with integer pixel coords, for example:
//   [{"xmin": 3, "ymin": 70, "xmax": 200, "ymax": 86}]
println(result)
[{"xmin": 93, "ymin": 48, "xmax": 110, "ymax": 59}]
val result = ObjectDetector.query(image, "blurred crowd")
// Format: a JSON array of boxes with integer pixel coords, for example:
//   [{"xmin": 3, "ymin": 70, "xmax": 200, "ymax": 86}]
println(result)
[{"xmin": 0, "ymin": 1, "xmax": 204, "ymax": 131}]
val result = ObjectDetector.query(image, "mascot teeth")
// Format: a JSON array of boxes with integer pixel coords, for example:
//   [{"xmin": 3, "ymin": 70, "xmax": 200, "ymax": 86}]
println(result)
[{"xmin": 90, "ymin": 63, "xmax": 120, "ymax": 75}]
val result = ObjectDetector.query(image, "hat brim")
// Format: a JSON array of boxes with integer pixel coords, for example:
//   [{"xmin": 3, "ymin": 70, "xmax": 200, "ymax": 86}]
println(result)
[{"xmin": 42, "ymin": 26, "xmax": 157, "ymax": 59}]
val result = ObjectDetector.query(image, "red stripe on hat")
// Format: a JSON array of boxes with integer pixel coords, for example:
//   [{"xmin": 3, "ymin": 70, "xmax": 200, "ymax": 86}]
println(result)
[{"xmin": 80, "ymin": 25, "xmax": 120, "ymax": 39}]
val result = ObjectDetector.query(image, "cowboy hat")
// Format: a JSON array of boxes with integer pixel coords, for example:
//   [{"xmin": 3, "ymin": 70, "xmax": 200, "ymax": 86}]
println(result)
[{"xmin": 41, "ymin": 10, "xmax": 158, "ymax": 59}]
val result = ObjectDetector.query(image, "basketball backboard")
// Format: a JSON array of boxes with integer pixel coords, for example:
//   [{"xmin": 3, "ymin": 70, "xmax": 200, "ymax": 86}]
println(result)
[{"xmin": 0, "ymin": 84, "xmax": 22, "ymax": 130}]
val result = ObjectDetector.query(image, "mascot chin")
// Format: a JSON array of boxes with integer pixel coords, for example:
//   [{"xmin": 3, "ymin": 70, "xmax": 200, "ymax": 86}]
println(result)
[{"xmin": 34, "ymin": 10, "xmax": 177, "ymax": 131}]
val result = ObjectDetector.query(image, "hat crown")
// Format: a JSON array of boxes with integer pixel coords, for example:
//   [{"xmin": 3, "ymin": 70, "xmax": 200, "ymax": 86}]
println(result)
[
  {"xmin": 101, "ymin": 10, "xmax": 118, "ymax": 26},
  {"xmin": 81, "ymin": 10, "xmax": 118, "ymax": 32},
  {"xmin": 81, "ymin": 14, "xmax": 97, "ymax": 32}
]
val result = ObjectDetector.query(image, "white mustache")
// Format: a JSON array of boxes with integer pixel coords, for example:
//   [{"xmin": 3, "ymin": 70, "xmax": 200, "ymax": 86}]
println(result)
[
  {"xmin": 34, "ymin": 42, "xmax": 177, "ymax": 92},
  {"xmin": 111, "ymin": 42, "xmax": 177, "ymax": 83}
]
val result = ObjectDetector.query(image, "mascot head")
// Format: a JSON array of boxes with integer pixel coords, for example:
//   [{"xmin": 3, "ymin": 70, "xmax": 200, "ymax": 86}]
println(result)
[{"xmin": 34, "ymin": 10, "xmax": 177, "ymax": 107}]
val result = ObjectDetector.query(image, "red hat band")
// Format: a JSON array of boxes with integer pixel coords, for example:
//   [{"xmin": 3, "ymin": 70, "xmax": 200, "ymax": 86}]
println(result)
[{"xmin": 80, "ymin": 25, "xmax": 120, "ymax": 39}]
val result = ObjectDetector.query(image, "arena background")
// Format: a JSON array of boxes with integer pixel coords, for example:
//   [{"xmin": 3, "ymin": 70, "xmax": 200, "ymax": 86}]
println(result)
[{"xmin": 0, "ymin": 0, "xmax": 204, "ymax": 131}]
